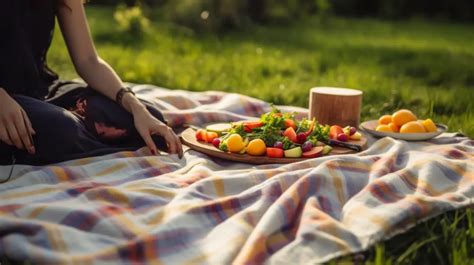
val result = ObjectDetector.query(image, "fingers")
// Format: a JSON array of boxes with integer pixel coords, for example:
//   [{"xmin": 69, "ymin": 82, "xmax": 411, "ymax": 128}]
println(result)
[
  {"xmin": 2, "ymin": 110, "xmax": 35, "ymax": 154},
  {"xmin": 135, "ymin": 112, "xmax": 183, "ymax": 158},
  {"xmin": 141, "ymin": 131, "xmax": 159, "ymax": 155},
  {"xmin": 175, "ymin": 133, "xmax": 184, "ymax": 158},
  {"xmin": 21, "ymin": 110, "xmax": 36, "ymax": 154},
  {"xmin": 0, "ymin": 125, "xmax": 13, "ymax": 146},
  {"xmin": 161, "ymin": 127, "xmax": 183, "ymax": 159},
  {"xmin": 149, "ymin": 126, "xmax": 183, "ymax": 159},
  {"xmin": 22, "ymin": 110, "xmax": 36, "ymax": 135},
  {"xmin": 6, "ymin": 121, "xmax": 23, "ymax": 150}
]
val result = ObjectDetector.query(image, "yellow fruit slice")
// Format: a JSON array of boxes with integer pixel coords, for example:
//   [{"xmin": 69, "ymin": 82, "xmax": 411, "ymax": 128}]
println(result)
[
  {"xmin": 376, "ymin": 124, "xmax": 393, "ymax": 132},
  {"xmin": 392, "ymin": 109, "xmax": 417, "ymax": 127},
  {"xmin": 227, "ymin": 134, "xmax": 246, "ymax": 153},
  {"xmin": 378, "ymin": 115, "xmax": 393, "ymax": 125},
  {"xmin": 400, "ymin": 121, "xmax": 426, "ymax": 133},
  {"xmin": 246, "ymin": 139, "xmax": 266, "ymax": 156},
  {"xmin": 422, "ymin": 119, "xmax": 437, "ymax": 132}
]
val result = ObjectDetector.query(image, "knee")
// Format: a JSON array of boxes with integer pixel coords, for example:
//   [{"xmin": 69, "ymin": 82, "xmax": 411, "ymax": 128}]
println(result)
[{"xmin": 33, "ymin": 110, "xmax": 81, "ymax": 149}]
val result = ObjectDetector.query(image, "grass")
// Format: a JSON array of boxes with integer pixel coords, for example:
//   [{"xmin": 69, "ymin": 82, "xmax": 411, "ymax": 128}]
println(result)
[
  {"xmin": 44, "ymin": 6, "xmax": 474, "ymax": 264},
  {"xmin": 329, "ymin": 208, "xmax": 474, "ymax": 264},
  {"xmin": 49, "ymin": 6, "xmax": 474, "ymax": 136}
]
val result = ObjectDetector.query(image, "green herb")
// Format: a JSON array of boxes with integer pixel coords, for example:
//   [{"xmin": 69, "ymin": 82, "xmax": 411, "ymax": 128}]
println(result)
[
  {"xmin": 281, "ymin": 137, "xmax": 296, "ymax": 150},
  {"xmin": 219, "ymin": 142, "xmax": 228, "ymax": 152}
]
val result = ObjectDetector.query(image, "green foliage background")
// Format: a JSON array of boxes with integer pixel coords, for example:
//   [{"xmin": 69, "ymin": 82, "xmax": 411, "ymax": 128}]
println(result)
[{"xmin": 49, "ymin": 7, "xmax": 474, "ymax": 136}]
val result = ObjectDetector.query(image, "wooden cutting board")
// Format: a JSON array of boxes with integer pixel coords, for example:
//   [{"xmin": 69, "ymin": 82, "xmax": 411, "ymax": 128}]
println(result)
[{"xmin": 180, "ymin": 128, "xmax": 368, "ymax": 164}]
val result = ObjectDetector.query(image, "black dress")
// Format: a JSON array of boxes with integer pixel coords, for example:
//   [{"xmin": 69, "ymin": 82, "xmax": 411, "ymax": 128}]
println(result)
[
  {"xmin": 0, "ymin": 0, "xmax": 166, "ymax": 165},
  {"xmin": 0, "ymin": 0, "xmax": 58, "ymax": 99}
]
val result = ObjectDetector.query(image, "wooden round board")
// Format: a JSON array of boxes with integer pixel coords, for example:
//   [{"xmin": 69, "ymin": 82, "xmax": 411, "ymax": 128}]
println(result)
[{"xmin": 180, "ymin": 128, "xmax": 368, "ymax": 164}]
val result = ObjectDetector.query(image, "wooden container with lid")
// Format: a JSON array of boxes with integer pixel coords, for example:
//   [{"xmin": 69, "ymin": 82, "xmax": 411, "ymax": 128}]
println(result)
[{"xmin": 309, "ymin": 87, "xmax": 363, "ymax": 127}]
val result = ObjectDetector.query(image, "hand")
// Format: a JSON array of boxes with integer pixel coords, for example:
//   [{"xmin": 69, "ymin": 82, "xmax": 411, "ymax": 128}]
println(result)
[
  {"xmin": 132, "ymin": 106, "xmax": 183, "ymax": 159},
  {"xmin": 0, "ymin": 88, "xmax": 36, "ymax": 154}
]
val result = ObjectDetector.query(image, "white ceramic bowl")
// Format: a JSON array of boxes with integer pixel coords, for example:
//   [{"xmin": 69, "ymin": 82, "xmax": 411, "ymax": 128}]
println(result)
[{"xmin": 360, "ymin": 120, "xmax": 448, "ymax": 141}]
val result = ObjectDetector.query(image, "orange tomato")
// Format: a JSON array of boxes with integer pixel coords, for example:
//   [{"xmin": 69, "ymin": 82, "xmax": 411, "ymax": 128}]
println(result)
[
  {"xmin": 329, "ymin": 125, "xmax": 343, "ymax": 140},
  {"xmin": 206, "ymin": 132, "xmax": 219, "ymax": 143},
  {"xmin": 392, "ymin": 109, "xmax": 417, "ymax": 127},
  {"xmin": 400, "ymin": 121, "xmax": 426, "ymax": 133},
  {"xmin": 378, "ymin": 115, "xmax": 393, "ymax": 125},
  {"xmin": 284, "ymin": 119, "xmax": 297, "ymax": 129},
  {"xmin": 388, "ymin": 122, "xmax": 400, "ymax": 133}
]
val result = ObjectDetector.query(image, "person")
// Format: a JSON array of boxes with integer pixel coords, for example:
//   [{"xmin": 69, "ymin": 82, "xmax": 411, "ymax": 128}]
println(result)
[{"xmin": 0, "ymin": 0, "xmax": 183, "ymax": 166}]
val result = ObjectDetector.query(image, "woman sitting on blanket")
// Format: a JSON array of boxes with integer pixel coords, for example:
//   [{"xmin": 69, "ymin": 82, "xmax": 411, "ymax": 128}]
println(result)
[{"xmin": 0, "ymin": 0, "xmax": 183, "ymax": 166}]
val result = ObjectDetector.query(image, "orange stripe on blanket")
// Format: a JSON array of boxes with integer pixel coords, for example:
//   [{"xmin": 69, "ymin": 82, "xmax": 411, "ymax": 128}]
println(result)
[
  {"xmin": 234, "ymin": 234, "xmax": 268, "ymax": 264},
  {"xmin": 213, "ymin": 177, "xmax": 225, "ymax": 197},
  {"xmin": 27, "ymin": 205, "xmax": 47, "ymax": 219},
  {"xmin": 0, "ymin": 187, "xmax": 56, "ymax": 200},
  {"xmin": 95, "ymin": 163, "xmax": 128, "ymax": 177},
  {"xmin": 126, "ymin": 187, "xmax": 176, "ymax": 198},
  {"xmin": 50, "ymin": 166, "xmax": 70, "ymax": 182},
  {"xmin": 46, "ymin": 225, "xmax": 69, "ymax": 254}
]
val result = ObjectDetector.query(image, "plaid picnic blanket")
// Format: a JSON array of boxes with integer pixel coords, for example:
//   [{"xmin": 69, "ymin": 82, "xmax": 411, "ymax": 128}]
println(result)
[{"xmin": 0, "ymin": 85, "xmax": 473, "ymax": 264}]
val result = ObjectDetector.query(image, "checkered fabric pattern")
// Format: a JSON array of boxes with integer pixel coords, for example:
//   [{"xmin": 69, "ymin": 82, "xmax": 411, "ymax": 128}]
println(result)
[{"xmin": 0, "ymin": 85, "xmax": 472, "ymax": 264}]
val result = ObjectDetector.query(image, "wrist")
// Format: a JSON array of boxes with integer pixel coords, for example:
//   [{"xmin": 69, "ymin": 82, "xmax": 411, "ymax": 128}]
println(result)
[{"xmin": 122, "ymin": 93, "xmax": 146, "ymax": 115}]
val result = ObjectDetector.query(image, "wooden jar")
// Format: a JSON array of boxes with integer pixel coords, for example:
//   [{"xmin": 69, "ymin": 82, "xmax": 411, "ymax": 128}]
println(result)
[{"xmin": 309, "ymin": 87, "xmax": 363, "ymax": 127}]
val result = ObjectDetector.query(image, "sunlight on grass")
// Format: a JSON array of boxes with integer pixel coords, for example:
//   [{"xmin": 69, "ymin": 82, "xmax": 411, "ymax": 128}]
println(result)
[{"xmin": 48, "ymin": 7, "xmax": 473, "ymax": 137}]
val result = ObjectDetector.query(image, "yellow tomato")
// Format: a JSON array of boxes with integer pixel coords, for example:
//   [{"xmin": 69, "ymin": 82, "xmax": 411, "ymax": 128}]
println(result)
[
  {"xmin": 246, "ymin": 139, "xmax": 266, "ymax": 156},
  {"xmin": 378, "ymin": 115, "xmax": 393, "ymax": 125},
  {"xmin": 422, "ymin": 119, "xmax": 437, "ymax": 132},
  {"xmin": 227, "ymin": 134, "xmax": 246, "ymax": 153},
  {"xmin": 376, "ymin": 124, "xmax": 393, "ymax": 132}
]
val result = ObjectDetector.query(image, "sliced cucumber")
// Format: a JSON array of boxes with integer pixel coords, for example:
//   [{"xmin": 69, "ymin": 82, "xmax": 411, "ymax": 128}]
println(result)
[
  {"xmin": 284, "ymin": 147, "xmax": 303, "ymax": 158},
  {"xmin": 206, "ymin": 123, "xmax": 232, "ymax": 135},
  {"xmin": 322, "ymin": 145, "xmax": 332, "ymax": 155}
]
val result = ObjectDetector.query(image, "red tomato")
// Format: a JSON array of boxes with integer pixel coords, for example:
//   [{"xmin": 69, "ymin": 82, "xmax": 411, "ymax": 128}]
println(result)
[
  {"xmin": 195, "ymin": 129, "xmax": 205, "ymax": 141},
  {"xmin": 244, "ymin": 126, "xmax": 252, "ymax": 133},
  {"xmin": 329, "ymin": 125, "xmax": 343, "ymax": 140},
  {"xmin": 284, "ymin": 119, "xmax": 297, "ymax": 129},
  {"xmin": 243, "ymin": 121, "xmax": 264, "ymax": 132},
  {"xmin": 283, "ymin": 127, "xmax": 298, "ymax": 143},
  {"xmin": 266, "ymin": 147, "xmax": 284, "ymax": 158}
]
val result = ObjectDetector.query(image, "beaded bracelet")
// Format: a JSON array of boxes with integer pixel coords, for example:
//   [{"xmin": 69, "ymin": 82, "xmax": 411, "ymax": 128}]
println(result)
[{"xmin": 116, "ymin": 87, "xmax": 135, "ymax": 106}]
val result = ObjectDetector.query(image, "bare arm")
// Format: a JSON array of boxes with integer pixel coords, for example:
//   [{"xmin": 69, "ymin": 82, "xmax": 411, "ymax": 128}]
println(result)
[{"xmin": 56, "ymin": 0, "xmax": 182, "ymax": 157}]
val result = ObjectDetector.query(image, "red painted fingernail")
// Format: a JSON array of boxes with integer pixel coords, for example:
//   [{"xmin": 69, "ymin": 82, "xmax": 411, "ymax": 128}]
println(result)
[{"xmin": 151, "ymin": 149, "xmax": 156, "ymax": 155}]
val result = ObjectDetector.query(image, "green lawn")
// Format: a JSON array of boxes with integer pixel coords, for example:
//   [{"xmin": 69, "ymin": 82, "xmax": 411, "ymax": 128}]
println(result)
[
  {"xmin": 47, "ymin": 6, "xmax": 474, "ymax": 264},
  {"xmin": 49, "ymin": 6, "xmax": 474, "ymax": 137}
]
